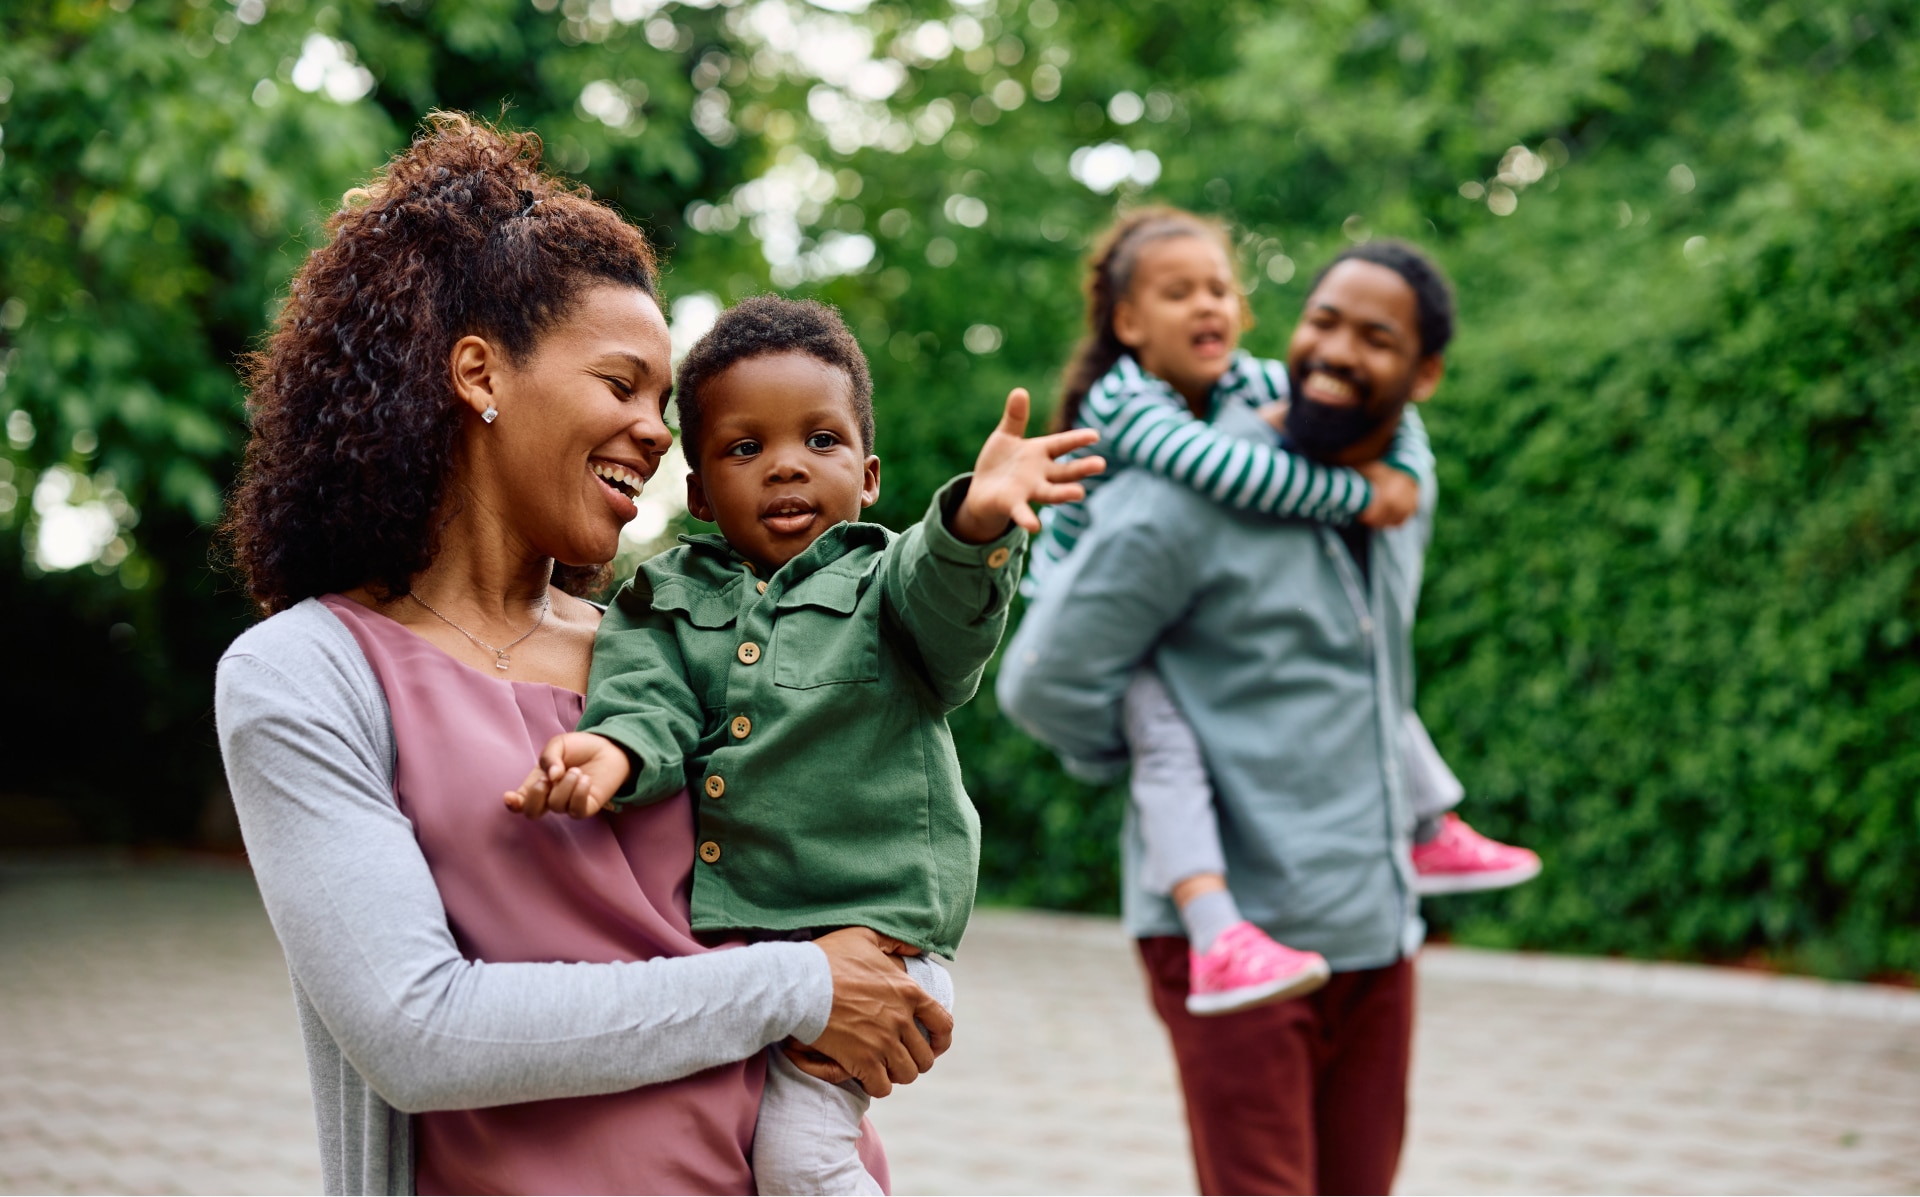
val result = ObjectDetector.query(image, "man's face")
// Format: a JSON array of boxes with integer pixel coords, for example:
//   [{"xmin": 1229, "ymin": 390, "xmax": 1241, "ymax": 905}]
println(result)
[
  {"xmin": 1284, "ymin": 260, "xmax": 1443, "ymax": 464},
  {"xmin": 684, "ymin": 351, "xmax": 880, "ymax": 577}
]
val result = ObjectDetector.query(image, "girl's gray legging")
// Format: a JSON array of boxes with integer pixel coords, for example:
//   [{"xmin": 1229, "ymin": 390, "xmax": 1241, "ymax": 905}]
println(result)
[{"xmin": 1122, "ymin": 667, "xmax": 1464, "ymax": 897}]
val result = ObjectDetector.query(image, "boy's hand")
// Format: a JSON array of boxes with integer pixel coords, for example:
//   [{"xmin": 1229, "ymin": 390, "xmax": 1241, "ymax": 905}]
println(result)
[
  {"xmin": 951, "ymin": 388, "xmax": 1105, "ymax": 544},
  {"xmin": 503, "ymin": 732, "xmax": 632, "ymax": 819},
  {"xmin": 1357, "ymin": 461, "xmax": 1420, "ymax": 528}
]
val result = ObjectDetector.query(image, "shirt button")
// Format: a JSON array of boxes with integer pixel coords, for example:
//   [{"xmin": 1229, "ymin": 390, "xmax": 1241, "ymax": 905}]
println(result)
[
  {"xmin": 737, "ymin": 641, "xmax": 761, "ymax": 665},
  {"xmin": 730, "ymin": 715, "xmax": 751, "ymax": 739},
  {"xmin": 699, "ymin": 841, "xmax": 721, "ymax": 864},
  {"xmin": 1360, "ymin": 617, "xmax": 1375, "ymax": 635},
  {"xmin": 756, "ymin": 580, "xmax": 768, "ymax": 594},
  {"xmin": 704, "ymin": 774, "xmax": 726, "ymax": 799},
  {"xmin": 986, "ymin": 547, "xmax": 1011, "ymax": 569}
]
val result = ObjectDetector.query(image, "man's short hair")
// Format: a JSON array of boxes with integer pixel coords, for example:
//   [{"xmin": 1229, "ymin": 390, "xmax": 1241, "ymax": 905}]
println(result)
[
  {"xmin": 1308, "ymin": 241, "xmax": 1455, "ymax": 358},
  {"xmin": 675, "ymin": 295, "xmax": 875, "ymax": 459}
]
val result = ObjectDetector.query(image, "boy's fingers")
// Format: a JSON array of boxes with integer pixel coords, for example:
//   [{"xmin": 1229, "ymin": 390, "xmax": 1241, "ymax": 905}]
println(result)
[
  {"xmin": 1034, "ymin": 428, "xmax": 1098, "ymax": 457},
  {"xmin": 1010, "ymin": 502, "xmax": 1040, "ymax": 533},
  {"xmin": 996, "ymin": 388, "xmax": 1031, "ymax": 437},
  {"xmin": 1047, "ymin": 456, "xmax": 1105, "ymax": 482}
]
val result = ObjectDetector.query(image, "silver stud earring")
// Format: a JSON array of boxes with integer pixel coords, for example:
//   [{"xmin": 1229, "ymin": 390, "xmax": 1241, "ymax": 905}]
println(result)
[{"xmin": 481, "ymin": 406, "xmax": 499, "ymax": 424}]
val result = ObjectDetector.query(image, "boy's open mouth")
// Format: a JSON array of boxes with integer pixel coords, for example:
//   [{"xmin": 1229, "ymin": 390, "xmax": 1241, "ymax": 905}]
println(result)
[{"xmin": 761, "ymin": 496, "xmax": 818, "ymax": 536}]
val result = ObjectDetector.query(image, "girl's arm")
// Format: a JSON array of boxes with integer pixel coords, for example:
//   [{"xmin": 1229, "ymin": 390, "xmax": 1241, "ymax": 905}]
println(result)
[
  {"xmin": 215, "ymin": 611, "xmax": 834, "ymax": 1114},
  {"xmin": 1084, "ymin": 357, "xmax": 1375, "ymax": 523}
]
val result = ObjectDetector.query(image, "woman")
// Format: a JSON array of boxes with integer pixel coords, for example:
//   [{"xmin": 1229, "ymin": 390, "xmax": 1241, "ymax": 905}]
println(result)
[{"xmin": 214, "ymin": 112, "xmax": 947, "ymax": 1195}]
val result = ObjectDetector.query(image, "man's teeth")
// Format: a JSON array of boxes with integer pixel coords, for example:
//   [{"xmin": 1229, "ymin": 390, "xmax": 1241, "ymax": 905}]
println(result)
[
  {"xmin": 592, "ymin": 461, "xmax": 642, "ymax": 498},
  {"xmin": 1309, "ymin": 373, "xmax": 1356, "ymax": 400}
]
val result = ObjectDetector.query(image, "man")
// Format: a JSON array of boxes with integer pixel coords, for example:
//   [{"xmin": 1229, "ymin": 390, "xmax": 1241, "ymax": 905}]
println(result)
[{"xmin": 997, "ymin": 241, "xmax": 1455, "ymax": 1195}]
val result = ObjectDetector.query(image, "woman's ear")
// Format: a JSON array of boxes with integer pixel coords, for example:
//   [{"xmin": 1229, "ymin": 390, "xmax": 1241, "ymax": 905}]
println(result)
[
  {"xmin": 685, "ymin": 471, "xmax": 716, "ymax": 524},
  {"xmin": 449, "ymin": 335, "xmax": 504, "ymax": 420}
]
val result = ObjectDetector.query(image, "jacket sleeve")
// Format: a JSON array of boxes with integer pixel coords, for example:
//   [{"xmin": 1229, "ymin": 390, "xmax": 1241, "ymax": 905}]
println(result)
[
  {"xmin": 879, "ymin": 474, "xmax": 1029, "ymax": 713},
  {"xmin": 216, "ymin": 621, "xmax": 831, "ymax": 1115},
  {"xmin": 578, "ymin": 579, "xmax": 709, "ymax": 807},
  {"xmin": 995, "ymin": 477, "xmax": 1204, "ymax": 779}
]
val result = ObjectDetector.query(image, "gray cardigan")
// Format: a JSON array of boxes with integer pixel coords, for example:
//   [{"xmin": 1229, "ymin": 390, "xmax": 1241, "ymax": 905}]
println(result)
[{"xmin": 215, "ymin": 599, "xmax": 835, "ymax": 1195}]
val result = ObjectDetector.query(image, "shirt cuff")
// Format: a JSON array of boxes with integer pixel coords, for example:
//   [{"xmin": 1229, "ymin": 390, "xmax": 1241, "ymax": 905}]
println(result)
[{"xmin": 924, "ymin": 473, "xmax": 1029, "ymax": 575}]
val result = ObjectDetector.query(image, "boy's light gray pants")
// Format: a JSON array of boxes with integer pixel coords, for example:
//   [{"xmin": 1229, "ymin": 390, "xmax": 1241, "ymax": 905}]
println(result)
[
  {"xmin": 753, "ymin": 954, "xmax": 953, "ymax": 1196},
  {"xmin": 1123, "ymin": 669, "xmax": 1463, "ymax": 895}
]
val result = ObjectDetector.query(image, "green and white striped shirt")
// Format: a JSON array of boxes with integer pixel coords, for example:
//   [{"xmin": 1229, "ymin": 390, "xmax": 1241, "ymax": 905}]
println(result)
[{"xmin": 1029, "ymin": 351, "xmax": 1432, "ymax": 593}]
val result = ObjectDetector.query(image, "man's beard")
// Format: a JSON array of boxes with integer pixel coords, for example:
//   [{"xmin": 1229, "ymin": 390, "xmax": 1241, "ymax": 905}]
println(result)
[{"xmin": 1283, "ymin": 364, "xmax": 1397, "ymax": 461}]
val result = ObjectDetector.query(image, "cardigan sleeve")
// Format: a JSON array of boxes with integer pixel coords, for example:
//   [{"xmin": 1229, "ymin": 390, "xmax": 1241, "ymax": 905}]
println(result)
[{"xmin": 215, "ymin": 603, "xmax": 833, "ymax": 1113}]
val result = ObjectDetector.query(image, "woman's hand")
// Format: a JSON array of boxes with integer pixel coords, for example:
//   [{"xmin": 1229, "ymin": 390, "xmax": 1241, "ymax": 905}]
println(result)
[
  {"xmin": 1357, "ymin": 461, "xmax": 1420, "ymax": 528},
  {"xmin": 796, "ymin": 927, "xmax": 953, "ymax": 1096},
  {"xmin": 949, "ymin": 388, "xmax": 1105, "ymax": 544},
  {"xmin": 503, "ymin": 732, "xmax": 632, "ymax": 819}
]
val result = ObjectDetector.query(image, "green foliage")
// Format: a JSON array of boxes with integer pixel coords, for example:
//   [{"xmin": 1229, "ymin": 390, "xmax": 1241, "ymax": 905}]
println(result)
[{"xmin": 2, "ymin": 0, "xmax": 1915, "ymax": 975}]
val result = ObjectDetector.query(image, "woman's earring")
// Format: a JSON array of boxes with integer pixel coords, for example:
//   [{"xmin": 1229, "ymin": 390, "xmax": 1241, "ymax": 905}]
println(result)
[{"xmin": 481, "ymin": 406, "xmax": 499, "ymax": 424}]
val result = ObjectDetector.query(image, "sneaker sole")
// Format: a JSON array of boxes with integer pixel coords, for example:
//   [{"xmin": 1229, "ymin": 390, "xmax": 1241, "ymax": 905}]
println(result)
[
  {"xmin": 1414, "ymin": 858, "xmax": 1542, "ymax": 896},
  {"xmin": 1186, "ymin": 959, "xmax": 1332, "ymax": 1017}
]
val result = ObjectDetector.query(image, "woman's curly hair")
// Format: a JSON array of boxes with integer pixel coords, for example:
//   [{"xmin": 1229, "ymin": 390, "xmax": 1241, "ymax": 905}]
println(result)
[{"xmin": 222, "ymin": 111, "xmax": 660, "ymax": 615}]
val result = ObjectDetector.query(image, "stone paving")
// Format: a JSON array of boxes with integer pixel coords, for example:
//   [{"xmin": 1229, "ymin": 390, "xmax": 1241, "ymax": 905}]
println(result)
[{"xmin": 3, "ymin": 857, "xmax": 1917, "ymax": 1195}]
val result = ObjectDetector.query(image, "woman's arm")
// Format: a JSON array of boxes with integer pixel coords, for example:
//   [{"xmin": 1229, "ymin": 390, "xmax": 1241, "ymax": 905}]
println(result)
[
  {"xmin": 1085, "ymin": 355, "xmax": 1374, "ymax": 522},
  {"xmin": 216, "ymin": 615, "xmax": 831, "ymax": 1114}
]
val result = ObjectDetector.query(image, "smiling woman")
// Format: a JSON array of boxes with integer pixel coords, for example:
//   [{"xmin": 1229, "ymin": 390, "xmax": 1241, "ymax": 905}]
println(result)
[{"xmin": 211, "ymin": 112, "xmax": 938, "ymax": 1195}]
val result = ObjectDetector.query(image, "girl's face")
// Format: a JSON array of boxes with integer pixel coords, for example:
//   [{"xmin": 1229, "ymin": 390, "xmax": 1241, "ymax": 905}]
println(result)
[{"xmin": 1112, "ymin": 234, "xmax": 1243, "ymax": 409}]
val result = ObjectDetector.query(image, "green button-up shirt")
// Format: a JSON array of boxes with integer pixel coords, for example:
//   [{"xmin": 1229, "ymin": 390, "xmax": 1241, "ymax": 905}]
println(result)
[{"xmin": 583, "ymin": 476, "xmax": 1025, "ymax": 957}]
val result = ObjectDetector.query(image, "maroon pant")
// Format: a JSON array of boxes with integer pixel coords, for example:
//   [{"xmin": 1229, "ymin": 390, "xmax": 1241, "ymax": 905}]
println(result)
[{"xmin": 1138, "ymin": 939, "xmax": 1415, "ymax": 1196}]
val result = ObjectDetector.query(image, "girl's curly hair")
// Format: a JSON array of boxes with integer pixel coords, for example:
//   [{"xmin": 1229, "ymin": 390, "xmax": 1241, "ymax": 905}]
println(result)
[
  {"xmin": 1052, "ymin": 206, "xmax": 1239, "ymax": 433},
  {"xmin": 222, "ymin": 111, "xmax": 660, "ymax": 615}
]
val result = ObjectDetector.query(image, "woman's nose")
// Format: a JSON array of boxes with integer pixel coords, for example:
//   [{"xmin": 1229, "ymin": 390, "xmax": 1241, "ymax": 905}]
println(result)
[{"xmin": 628, "ymin": 404, "xmax": 673, "ymax": 457}]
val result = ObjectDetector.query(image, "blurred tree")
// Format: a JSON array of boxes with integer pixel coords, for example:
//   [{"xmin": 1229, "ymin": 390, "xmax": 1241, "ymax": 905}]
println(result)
[{"xmin": 2, "ymin": 0, "xmax": 1914, "ymax": 976}]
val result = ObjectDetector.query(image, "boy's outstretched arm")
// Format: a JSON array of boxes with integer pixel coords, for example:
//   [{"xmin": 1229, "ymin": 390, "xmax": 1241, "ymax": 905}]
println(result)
[{"xmin": 882, "ymin": 389, "xmax": 1104, "ymax": 712}]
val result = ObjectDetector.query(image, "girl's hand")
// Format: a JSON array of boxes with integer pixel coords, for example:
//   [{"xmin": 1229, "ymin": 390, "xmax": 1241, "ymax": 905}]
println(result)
[
  {"xmin": 797, "ymin": 927, "xmax": 953, "ymax": 1096},
  {"xmin": 950, "ymin": 388, "xmax": 1105, "ymax": 544},
  {"xmin": 503, "ymin": 732, "xmax": 632, "ymax": 819},
  {"xmin": 1357, "ymin": 461, "xmax": 1420, "ymax": 528}
]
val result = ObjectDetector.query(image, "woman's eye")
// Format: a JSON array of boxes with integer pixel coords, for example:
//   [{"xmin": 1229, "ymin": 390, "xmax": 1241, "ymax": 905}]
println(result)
[
  {"xmin": 807, "ymin": 432, "xmax": 839, "ymax": 450},
  {"xmin": 725, "ymin": 440, "xmax": 760, "ymax": 457},
  {"xmin": 605, "ymin": 376, "xmax": 634, "ymax": 398}
]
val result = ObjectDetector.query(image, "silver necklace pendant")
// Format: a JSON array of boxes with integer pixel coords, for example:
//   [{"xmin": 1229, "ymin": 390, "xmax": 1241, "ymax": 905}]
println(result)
[{"xmin": 495, "ymin": 652, "xmax": 511, "ymax": 671}]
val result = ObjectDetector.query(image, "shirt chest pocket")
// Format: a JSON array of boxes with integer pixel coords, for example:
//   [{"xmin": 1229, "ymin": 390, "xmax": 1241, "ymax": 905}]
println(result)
[
  {"xmin": 771, "ymin": 575, "xmax": 879, "ymax": 689},
  {"xmin": 647, "ymin": 581, "xmax": 740, "ymax": 711}
]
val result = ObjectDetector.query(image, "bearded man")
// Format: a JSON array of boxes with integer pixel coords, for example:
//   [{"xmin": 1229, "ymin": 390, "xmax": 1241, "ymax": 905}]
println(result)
[{"xmin": 998, "ymin": 241, "xmax": 1456, "ymax": 1195}]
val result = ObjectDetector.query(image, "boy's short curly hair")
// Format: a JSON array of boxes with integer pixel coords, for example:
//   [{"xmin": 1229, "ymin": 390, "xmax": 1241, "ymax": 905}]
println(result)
[{"xmin": 675, "ymin": 296, "xmax": 874, "ymax": 460}]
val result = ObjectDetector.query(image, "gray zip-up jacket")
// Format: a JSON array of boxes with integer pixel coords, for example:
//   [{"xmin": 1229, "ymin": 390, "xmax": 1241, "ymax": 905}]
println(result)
[
  {"xmin": 997, "ymin": 401, "xmax": 1432, "ymax": 971},
  {"xmin": 214, "ymin": 599, "xmax": 835, "ymax": 1195}
]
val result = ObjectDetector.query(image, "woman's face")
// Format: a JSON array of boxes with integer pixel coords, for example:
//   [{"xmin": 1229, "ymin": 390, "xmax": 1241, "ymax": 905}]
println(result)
[{"xmin": 454, "ymin": 283, "xmax": 674, "ymax": 567}]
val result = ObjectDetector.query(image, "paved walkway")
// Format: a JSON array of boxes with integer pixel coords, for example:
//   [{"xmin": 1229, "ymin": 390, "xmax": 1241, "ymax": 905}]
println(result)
[{"xmin": 2, "ymin": 858, "xmax": 1916, "ymax": 1194}]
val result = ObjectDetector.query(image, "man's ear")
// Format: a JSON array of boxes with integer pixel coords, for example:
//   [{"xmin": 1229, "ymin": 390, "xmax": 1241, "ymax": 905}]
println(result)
[
  {"xmin": 685, "ymin": 470, "xmax": 716, "ymax": 524},
  {"xmin": 1409, "ymin": 354, "xmax": 1445, "ymax": 404},
  {"xmin": 860, "ymin": 455, "xmax": 882, "ymax": 509},
  {"xmin": 450, "ymin": 335, "xmax": 505, "ymax": 419},
  {"xmin": 1111, "ymin": 298, "xmax": 1147, "ymax": 350}
]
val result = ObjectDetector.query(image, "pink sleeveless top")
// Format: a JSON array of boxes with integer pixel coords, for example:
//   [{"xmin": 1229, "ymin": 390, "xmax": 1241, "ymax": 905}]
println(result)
[{"xmin": 323, "ymin": 596, "xmax": 888, "ymax": 1196}]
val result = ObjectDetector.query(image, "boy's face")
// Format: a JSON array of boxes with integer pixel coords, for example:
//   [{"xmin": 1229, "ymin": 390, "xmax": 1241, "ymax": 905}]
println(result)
[{"xmin": 684, "ymin": 351, "xmax": 880, "ymax": 576}]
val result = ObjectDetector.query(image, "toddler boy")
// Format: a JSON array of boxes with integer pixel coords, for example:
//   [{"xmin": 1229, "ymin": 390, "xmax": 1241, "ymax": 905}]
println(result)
[{"xmin": 506, "ymin": 296, "xmax": 1100, "ymax": 1194}]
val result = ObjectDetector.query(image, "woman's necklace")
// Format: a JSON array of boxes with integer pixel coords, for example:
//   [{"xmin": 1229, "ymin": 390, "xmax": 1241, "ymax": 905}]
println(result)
[{"xmin": 408, "ymin": 590, "xmax": 552, "ymax": 672}]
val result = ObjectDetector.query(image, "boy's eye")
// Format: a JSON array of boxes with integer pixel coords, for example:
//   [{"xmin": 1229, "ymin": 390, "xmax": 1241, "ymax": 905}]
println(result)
[
  {"xmin": 725, "ymin": 440, "xmax": 761, "ymax": 458},
  {"xmin": 806, "ymin": 431, "xmax": 839, "ymax": 450}
]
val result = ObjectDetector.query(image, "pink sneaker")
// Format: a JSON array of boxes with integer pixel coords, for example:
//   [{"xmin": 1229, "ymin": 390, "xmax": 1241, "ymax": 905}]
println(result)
[
  {"xmin": 1412, "ymin": 814, "xmax": 1542, "ymax": 895},
  {"xmin": 1187, "ymin": 921, "xmax": 1331, "ymax": 1016}
]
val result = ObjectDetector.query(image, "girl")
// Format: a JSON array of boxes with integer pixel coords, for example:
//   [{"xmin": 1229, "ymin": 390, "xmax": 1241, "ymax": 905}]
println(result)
[{"xmin": 1029, "ymin": 206, "xmax": 1540, "ymax": 1016}]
